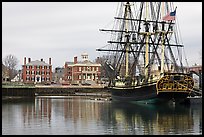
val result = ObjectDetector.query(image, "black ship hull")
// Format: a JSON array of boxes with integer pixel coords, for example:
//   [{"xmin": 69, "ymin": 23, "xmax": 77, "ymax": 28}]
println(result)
[{"xmin": 110, "ymin": 83, "xmax": 189, "ymax": 104}]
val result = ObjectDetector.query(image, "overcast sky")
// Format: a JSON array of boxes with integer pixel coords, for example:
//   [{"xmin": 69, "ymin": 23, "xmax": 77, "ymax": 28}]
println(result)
[{"xmin": 2, "ymin": 2, "xmax": 202, "ymax": 70}]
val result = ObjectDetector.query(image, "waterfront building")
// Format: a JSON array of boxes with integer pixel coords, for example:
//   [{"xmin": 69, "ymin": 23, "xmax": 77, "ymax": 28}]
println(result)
[
  {"xmin": 63, "ymin": 53, "xmax": 101, "ymax": 85},
  {"xmin": 22, "ymin": 57, "xmax": 52, "ymax": 84},
  {"xmin": 52, "ymin": 67, "xmax": 64, "ymax": 84},
  {"xmin": 187, "ymin": 64, "xmax": 202, "ymax": 74},
  {"xmin": 11, "ymin": 70, "xmax": 23, "ymax": 82},
  {"xmin": 187, "ymin": 64, "xmax": 202, "ymax": 89}
]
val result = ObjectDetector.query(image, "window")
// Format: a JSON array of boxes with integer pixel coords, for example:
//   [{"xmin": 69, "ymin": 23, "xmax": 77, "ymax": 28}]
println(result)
[
  {"xmin": 26, "ymin": 76, "xmax": 30, "ymax": 81},
  {"xmin": 36, "ymin": 76, "xmax": 40, "ymax": 82},
  {"xmin": 79, "ymin": 75, "xmax": 81, "ymax": 79},
  {"xmin": 173, "ymin": 75, "xmax": 184, "ymax": 81},
  {"xmin": 96, "ymin": 67, "xmax": 98, "ymax": 71},
  {"xmin": 79, "ymin": 67, "xmax": 81, "ymax": 71},
  {"xmin": 87, "ymin": 74, "xmax": 91, "ymax": 80}
]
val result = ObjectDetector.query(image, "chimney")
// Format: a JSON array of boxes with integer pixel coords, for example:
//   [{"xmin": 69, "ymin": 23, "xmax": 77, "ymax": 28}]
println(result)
[
  {"xmin": 28, "ymin": 58, "xmax": 31, "ymax": 63},
  {"xmin": 65, "ymin": 62, "xmax": 68, "ymax": 68},
  {"xmin": 96, "ymin": 57, "xmax": 100, "ymax": 63},
  {"xmin": 41, "ymin": 58, "xmax": 43, "ymax": 62},
  {"xmin": 24, "ymin": 57, "xmax": 26, "ymax": 65},
  {"xmin": 74, "ymin": 56, "xmax": 77, "ymax": 64},
  {"xmin": 49, "ymin": 58, "xmax": 51, "ymax": 65}
]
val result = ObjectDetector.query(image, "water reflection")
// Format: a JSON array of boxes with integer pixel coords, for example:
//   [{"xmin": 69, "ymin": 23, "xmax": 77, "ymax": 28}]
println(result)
[
  {"xmin": 2, "ymin": 96, "xmax": 202, "ymax": 135},
  {"xmin": 110, "ymin": 101, "xmax": 202, "ymax": 135}
]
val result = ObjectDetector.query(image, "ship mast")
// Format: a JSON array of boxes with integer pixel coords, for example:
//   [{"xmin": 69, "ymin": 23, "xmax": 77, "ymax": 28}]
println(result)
[
  {"xmin": 145, "ymin": 2, "xmax": 149, "ymax": 81},
  {"xmin": 161, "ymin": 2, "xmax": 165, "ymax": 76},
  {"xmin": 124, "ymin": 2, "xmax": 130, "ymax": 77}
]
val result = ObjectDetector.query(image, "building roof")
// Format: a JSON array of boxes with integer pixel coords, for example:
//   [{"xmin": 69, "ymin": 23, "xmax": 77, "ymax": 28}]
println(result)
[
  {"xmin": 189, "ymin": 65, "xmax": 202, "ymax": 68},
  {"xmin": 65, "ymin": 60, "xmax": 101, "ymax": 67},
  {"xmin": 24, "ymin": 60, "xmax": 51, "ymax": 66},
  {"xmin": 81, "ymin": 52, "xmax": 88, "ymax": 56}
]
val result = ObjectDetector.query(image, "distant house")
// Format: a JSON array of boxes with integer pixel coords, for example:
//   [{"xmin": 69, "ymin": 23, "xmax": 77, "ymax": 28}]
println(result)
[
  {"xmin": 187, "ymin": 64, "xmax": 202, "ymax": 89},
  {"xmin": 11, "ymin": 70, "xmax": 23, "ymax": 82},
  {"xmin": 187, "ymin": 64, "xmax": 202, "ymax": 74},
  {"xmin": 22, "ymin": 57, "xmax": 52, "ymax": 84},
  {"xmin": 53, "ymin": 67, "xmax": 64, "ymax": 84},
  {"xmin": 63, "ymin": 53, "xmax": 101, "ymax": 85}
]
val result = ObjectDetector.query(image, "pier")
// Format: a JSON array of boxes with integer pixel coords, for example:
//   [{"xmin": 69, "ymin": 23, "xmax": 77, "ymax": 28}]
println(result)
[{"xmin": 2, "ymin": 85, "xmax": 111, "ymax": 98}]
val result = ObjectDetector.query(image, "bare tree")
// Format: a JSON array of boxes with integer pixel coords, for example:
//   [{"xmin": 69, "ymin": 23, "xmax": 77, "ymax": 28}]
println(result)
[
  {"xmin": 94, "ymin": 55, "xmax": 110, "ymax": 78},
  {"xmin": 3, "ymin": 54, "xmax": 19, "ymax": 80}
]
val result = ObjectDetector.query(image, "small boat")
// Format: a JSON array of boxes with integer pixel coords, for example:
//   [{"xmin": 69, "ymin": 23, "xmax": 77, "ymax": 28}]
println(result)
[{"xmin": 96, "ymin": 2, "xmax": 194, "ymax": 104}]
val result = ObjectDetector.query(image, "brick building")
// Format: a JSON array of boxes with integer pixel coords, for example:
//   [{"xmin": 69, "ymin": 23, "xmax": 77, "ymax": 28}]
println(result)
[
  {"xmin": 187, "ymin": 65, "xmax": 202, "ymax": 74},
  {"xmin": 63, "ymin": 53, "xmax": 101, "ymax": 85},
  {"xmin": 22, "ymin": 57, "xmax": 52, "ymax": 84},
  {"xmin": 187, "ymin": 64, "xmax": 202, "ymax": 89}
]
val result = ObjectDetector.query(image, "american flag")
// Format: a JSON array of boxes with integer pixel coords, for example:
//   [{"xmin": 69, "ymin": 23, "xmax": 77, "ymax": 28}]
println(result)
[{"xmin": 162, "ymin": 9, "xmax": 176, "ymax": 21}]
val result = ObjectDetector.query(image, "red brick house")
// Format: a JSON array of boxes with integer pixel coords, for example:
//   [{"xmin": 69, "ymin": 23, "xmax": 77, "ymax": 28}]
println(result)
[
  {"xmin": 187, "ymin": 64, "xmax": 202, "ymax": 74},
  {"xmin": 22, "ymin": 57, "xmax": 52, "ymax": 84},
  {"xmin": 63, "ymin": 53, "xmax": 101, "ymax": 85}
]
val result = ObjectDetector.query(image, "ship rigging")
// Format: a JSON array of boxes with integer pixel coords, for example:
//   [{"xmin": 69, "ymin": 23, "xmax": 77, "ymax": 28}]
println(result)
[{"xmin": 96, "ymin": 2, "xmax": 194, "ymax": 104}]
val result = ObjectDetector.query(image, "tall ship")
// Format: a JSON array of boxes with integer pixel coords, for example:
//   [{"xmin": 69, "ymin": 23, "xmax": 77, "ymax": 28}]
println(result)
[{"xmin": 96, "ymin": 2, "xmax": 194, "ymax": 104}]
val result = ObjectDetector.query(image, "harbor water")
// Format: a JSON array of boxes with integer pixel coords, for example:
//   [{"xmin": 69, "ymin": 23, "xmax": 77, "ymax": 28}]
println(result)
[{"xmin": 2, "ymin": 95, "xmax": 202, "ymax": 135}]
